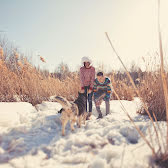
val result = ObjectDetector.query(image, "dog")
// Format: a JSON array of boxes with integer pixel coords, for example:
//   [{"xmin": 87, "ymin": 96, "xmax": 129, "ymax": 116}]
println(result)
[{"xmin": 54, "ymin": 92, "xmax": 87, "ymax": 136}]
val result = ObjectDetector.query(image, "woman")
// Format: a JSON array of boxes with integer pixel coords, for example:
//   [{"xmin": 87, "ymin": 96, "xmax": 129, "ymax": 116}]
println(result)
[{"xmin": 79, "ymin": 56, "xmax": 95, "ymax": 119}]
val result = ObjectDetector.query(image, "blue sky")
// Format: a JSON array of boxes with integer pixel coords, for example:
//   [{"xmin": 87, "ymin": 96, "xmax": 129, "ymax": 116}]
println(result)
[{"xmin": 1, "ymin": 0, "xmax": 168, "ymax": 72}]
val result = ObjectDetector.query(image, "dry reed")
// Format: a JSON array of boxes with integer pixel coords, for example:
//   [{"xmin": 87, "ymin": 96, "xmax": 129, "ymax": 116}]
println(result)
[{"xmin": 103, "ymin": 0, "xmax": 168, "ymax": 165}]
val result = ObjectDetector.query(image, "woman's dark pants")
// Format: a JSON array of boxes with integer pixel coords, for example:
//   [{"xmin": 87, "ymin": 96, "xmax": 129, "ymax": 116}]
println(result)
[{"xmin": 84, "ymin": 86, "xmax": 93, "ymax": 112}]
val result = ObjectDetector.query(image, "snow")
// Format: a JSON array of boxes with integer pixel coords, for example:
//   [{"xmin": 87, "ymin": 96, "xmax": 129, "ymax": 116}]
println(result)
[
  {"xmin": 0, "ymin": 102, "xmax": 37, "ymax": 131},
  {"xmin": 0, "ymin": 98, "xmax": 167, "ymax": 168}
]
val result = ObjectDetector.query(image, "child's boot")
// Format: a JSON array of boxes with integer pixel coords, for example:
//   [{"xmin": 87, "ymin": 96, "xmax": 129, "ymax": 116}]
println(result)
[{"xmin": 96, "ymin": 106, "xmax": 103, "ymax": 119}]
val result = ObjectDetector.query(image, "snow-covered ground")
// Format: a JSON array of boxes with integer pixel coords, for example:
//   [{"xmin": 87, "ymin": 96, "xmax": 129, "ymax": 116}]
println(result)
[{"xmin": 0, "ymin": 98, "xmax": 166, "ymax": 168}]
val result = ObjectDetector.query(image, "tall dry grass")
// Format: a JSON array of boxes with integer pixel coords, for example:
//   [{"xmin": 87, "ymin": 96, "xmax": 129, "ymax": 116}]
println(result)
[
  {"xmin": 138, "ymin": 71, "xmax": 166, "ymax": 120},
  {"xmin": 0, "ymin": 47, "xmax": 80, "ymax": 105},
  {"xmin": 0, "ymin": 44, "xmax": 165, "ymax": 114},
  {"xmin": 110, "ymin": 73, "xmax": 136, "ymax": 101},
  {"xmin": 0, "ymin": 43, "xmax": 167, "ymax": 120},
  {"xmin": 0, "ymin": 41, "xmax": 140, "ymax": 106},
  {"xmin": 154, "ymin": 0, "xmax": 168, "ymax": 165}
]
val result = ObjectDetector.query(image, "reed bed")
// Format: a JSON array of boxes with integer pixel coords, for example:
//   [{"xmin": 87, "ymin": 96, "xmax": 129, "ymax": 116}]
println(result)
[
  {"xmin": 0, "ymin": 48, "xmax": 80, "ymax": 105},
  {"xmin": 0, "ymin": 45, "xmax": 166, "ymax": 119}
]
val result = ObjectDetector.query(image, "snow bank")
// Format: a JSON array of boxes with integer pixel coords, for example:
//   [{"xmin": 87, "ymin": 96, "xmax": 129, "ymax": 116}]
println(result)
[
  {"xmin": 0, "ymin": 102, "xmax": 37, "ymax": 129},
  {"xmin": 35, "ymin": 101, "xmax": 62, "ymax": 113},
  {"xmin": 0, "ymin": 98, "xmax": 166, "ymax": 168}
]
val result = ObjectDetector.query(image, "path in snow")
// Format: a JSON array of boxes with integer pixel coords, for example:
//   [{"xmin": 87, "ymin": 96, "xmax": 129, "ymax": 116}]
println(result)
[{"xmin": 0, "ymin": 98, "xmax": 165, "ymax": 168}]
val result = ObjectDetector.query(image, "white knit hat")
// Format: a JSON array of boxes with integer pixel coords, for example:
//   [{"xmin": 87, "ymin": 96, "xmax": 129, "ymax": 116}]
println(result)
[{"xmin": 81, "ymin": 56, "xmax": 92, "ymax": 65}]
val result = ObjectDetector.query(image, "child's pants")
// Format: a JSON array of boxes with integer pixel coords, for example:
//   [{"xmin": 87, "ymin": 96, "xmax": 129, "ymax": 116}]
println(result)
[{"xmin": 96, "ymin": 100, "xmax": 110, "ymax": 115}]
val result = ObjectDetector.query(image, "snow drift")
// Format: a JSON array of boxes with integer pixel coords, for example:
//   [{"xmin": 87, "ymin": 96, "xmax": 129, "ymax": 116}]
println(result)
[{"xmin": 0, "ymin": 98, "xmax": 166, "ymax": 168}]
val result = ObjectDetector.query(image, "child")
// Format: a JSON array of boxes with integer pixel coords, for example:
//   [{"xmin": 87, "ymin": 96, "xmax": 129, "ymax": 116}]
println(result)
[
  {"xmin": 79, "ymin": 56, "xmax": 95, "ymax": 119},
  {"xmin": 93, "ymin": 72, "xmax": 112, "ymax": 119}
]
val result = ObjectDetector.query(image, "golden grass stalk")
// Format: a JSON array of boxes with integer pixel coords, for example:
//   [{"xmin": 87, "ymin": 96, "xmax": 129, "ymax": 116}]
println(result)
[
  {"xmin": 157, "ymin": 0, "xmax": 168, "ymax": 151},
  {"xmin": 105, "ymin": 32, "xmax": 161, "ymax": 156}
]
